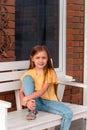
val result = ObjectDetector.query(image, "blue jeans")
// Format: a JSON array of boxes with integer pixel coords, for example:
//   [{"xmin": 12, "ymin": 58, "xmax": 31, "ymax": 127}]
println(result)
[
  {"xmin": 22, "ymin": 75, "xmax": 73, "ymax": 130},
  {"xmin": 22, "ymin": 75, "xmax": 34, "ymax": 96}
]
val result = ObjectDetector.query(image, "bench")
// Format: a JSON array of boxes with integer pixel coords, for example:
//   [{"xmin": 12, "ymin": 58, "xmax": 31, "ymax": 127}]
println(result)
[{"xmin": 0, "ymin": 60, "xmax": 87, "ymax": 130}]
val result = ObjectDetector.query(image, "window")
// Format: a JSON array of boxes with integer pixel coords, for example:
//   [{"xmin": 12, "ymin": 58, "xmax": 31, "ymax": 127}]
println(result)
[{"xmin": 15, "ymin": 0, "xmax": 66, "ymax": 73}]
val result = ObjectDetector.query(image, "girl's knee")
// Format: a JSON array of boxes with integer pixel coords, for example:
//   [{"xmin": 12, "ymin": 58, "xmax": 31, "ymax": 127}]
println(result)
[
  {"xmin": 23, "ymin": 75, "xmax": 34, "ymax": 82},
  {"xmin": 23, "ymin": 75, "xmax": 34, "ymax": 86}
]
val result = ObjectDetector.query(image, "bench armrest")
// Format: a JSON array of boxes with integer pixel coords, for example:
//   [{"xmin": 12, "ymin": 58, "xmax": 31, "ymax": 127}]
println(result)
[
  {"xmin": 0, "ymin": 100, "xmax": 11, "ymax": 108},
  {"xmin": 58, "ymin": 80, "xmax": 87, "ymax": 101},
  {"xmin": 59, "ymin": 81, "xmax": 87, "ymax": 88},
  {"xmin": 0, "ymin": 100, "xmax": 11, "ymax": 130}
]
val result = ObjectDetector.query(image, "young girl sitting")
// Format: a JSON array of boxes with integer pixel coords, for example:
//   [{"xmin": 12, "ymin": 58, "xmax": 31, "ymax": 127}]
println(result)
[{"xmin": 20, "ymin": 45, "xmax": 73, "ymax": 130}]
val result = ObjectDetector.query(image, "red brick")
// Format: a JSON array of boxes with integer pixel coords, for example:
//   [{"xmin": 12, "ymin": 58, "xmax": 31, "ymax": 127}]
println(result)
[
  {"xmin": 67, "ymin": 0, "xmax": 84, "ymax": 5},
  {"xmin": 67, "ymin": 17, "xmax": 81, "ymax": 23},
  {"xmin": 67, "ymin": 5, "xmax": 81, "ymax": 11},
  {"xmin": 1, "ymin": 0, "xmax": 15, "ymax": 6},
  {"xmin": 67, "ymin": 11, "xmax": 84, "ymax": 17},
  {"xmin": 67, "ymin": 29, "xmax": 81, "ymax": 34},
  {"xmin": 73, "ymin": 47, "xmax": 84, "ymax": 53},
  {"xmin": 1, "ymin": 6, "xmax": 15, "ymax": 13}
]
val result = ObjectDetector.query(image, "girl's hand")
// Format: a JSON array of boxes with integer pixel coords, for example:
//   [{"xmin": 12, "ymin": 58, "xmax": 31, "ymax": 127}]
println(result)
[
  {"xmin": 26, "ymin": 99, "xmax": 36, "ymax": 110},
  {"xmin": 21, "ymin": 96, "xmax": 29, "ymax": 106}
]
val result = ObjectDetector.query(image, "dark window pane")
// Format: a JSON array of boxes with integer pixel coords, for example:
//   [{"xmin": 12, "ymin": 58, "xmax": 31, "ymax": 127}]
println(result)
[{"xmin": 15, "ymin": 0, "xmax": 59, "ymax": 67}]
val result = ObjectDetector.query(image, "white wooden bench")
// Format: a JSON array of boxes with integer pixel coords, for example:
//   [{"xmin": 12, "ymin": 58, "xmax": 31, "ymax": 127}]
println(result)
[{"xmin": 0, "ymin": 60, "xmax": 87, "ymax": 130}]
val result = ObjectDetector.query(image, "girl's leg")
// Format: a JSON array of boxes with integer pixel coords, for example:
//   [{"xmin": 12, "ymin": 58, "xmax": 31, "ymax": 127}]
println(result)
[
  {"xmin": 22, "ymin": 75, "xmax": 34, "ymax": 96},
  {"xmin": 36, "ymin": 98, "xmax": 72, "ymax": 130},
  {"xmin": 22, "ymin": 75, "xmax": 37, "ymax": 120}
]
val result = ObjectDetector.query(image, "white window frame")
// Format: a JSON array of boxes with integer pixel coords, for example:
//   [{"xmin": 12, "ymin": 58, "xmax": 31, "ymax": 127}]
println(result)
[{"xmin": 56, "ymin": 0, "xmax": 66, "ymax": 75}]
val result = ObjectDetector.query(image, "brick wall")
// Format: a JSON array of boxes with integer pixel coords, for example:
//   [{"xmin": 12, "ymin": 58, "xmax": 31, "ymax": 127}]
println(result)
[
  {"xmin": 0, "ymin": 0, "xmax": 16, "ymax": 111},
  {"xmin": 0, "ymin": 0, "xmax": 15, "ymax": 61},
  {"xmin": 63, "ymin": 0, "xmax": 85, "ymax": 104}
]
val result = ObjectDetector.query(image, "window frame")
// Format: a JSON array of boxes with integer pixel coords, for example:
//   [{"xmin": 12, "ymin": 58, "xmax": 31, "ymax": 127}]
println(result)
[{"xmin": 56, "ymin": 0, "xmax": 66, "ymax": 75}]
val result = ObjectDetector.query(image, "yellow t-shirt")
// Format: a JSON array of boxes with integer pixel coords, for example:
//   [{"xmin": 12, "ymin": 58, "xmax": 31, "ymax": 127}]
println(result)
[{"xmin": 20, "ymin": 68, "xmax": 59, "ymax": 101}]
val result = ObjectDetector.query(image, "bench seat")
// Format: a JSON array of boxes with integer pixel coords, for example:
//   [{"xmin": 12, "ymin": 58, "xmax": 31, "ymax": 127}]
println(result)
[
  {"xmin": 0, "ymin": 61, "xmax": 87, "ymax": 130},
  {"xmin": 7, "ymin": 103, "xmax": 87, "ymax": 130}
]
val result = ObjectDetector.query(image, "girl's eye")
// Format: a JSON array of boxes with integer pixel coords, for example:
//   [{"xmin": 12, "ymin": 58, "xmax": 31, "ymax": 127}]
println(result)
[
  {"xmin": 35, "ymin": 56, "xmax": 47, "ymax": 59},
  {"xmin": 42, "ymin": 57, "xmax": 46, "ymax": 59},
  {"xmin": 36, "ymin": 57, "xmax": 40, "ymax": 59}
]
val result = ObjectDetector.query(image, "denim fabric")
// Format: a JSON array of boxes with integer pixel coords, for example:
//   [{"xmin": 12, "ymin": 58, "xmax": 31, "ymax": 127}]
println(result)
[
  {"xmin": 22, "ymin": 75, "xmax": 37, "ymax": 116},
  {"xmin": 36, "ymin": 98, "xmax": 73, "ymax": 130},
  {"xmin": 22, "ymin": 75, "xmax": 34, "ymax": 96},
  {"xmin": 22, "ymin": 75, "xmax": 73, "ymax": 130}
]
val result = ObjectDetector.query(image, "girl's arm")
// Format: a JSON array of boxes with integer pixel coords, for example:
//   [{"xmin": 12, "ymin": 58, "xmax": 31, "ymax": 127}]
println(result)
[{"xmin": 19, "ymin": 84, "xmax": 27, "ymax": 106}]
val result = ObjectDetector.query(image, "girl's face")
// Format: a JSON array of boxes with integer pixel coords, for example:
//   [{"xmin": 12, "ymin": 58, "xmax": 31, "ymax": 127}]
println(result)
[{"xmin": 32, "ymin": 50, "xmax": 48, "ymax": 70}]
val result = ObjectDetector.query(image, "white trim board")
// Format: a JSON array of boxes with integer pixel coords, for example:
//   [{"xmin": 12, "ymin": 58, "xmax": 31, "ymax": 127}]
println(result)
[
  {"xmin": 83, "ymin": 0, "xmax": 87, "ymax": 105},
  {"xmin": 56, "ymin": 0, "xmax": 66, "ymax": 74}
]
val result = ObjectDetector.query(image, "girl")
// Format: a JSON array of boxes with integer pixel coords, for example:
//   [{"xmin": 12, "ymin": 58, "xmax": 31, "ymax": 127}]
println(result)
[{"xmin": 20, "ymin": 45, "xmax": 73, "ymax": 130}]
